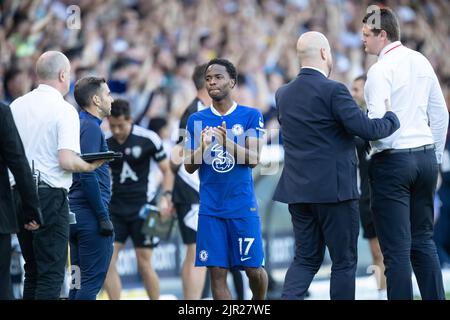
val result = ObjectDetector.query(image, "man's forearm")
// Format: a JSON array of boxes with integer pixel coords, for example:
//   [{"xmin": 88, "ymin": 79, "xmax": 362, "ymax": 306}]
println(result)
[
  {"xmin": 170, "ymin": 144, "xmax": 183, "ymax": 173},
  {"xmin": 162, "ymin": 173, "xmax": 174, "ymax": 193},
  {"xmin": 59, "ymin": 149, "xmax": 95, "ymax": 172},
  {"xmin": 224, "ymin": 138, "xmax": 259, "ymax": 167},
  {"xmin": 184, "ymin": 145, "xmax": 203, "ymax": 173},
  {"xmin": 63, "ymin": 156, "xmax": 92, "ymax": 172},
  {"xmin": 160, "ymin": 162, "xmax": 175, "ymax": 192},
  {"xmin": 184, "ymin": 138, "xmax": 261, "ymax": 172}
]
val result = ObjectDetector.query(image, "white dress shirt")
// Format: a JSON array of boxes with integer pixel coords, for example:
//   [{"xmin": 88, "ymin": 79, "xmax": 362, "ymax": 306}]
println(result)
[
  {"xmin": 365, "ymin": 41, "xmax": 449, "ymax": 163},
  {"xmin": 10, "ymin": 84, "xmax": 81, "ymax": 190}
]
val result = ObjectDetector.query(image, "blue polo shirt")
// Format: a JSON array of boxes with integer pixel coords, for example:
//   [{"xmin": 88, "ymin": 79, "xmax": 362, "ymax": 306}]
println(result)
[{"xmin": 69, "ymin": 111, "xmax": 111, "ymax": 221}]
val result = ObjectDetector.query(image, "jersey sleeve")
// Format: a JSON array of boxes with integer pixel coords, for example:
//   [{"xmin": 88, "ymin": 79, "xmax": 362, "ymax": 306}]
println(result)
[
  {"xmin": 148, "ymin": 132, "xmax": 167, "ymax": 162},
  {"xmin": 246, "ymin": 109, "xmax": 265, "ymax": 139},
  {"xmin": 78, "ymin": 121, "xmax": 109, "ymax": 221}
]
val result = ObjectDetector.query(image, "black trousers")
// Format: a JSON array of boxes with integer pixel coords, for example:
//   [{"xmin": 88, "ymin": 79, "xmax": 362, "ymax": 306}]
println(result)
[
  {"xmin": 14, "ymin": 187, "xmax": 69, "ymax": 300},
  {"xmin": 282, "ymin": 200, "xmax": 359, "ymax": 300},
  {"xmin": 369, "ymin": 147, "xmax": 445, "ymax": 300},
  {"xmin": 0, "ymin": 233, "xmax": 13, "ymax": 300}
]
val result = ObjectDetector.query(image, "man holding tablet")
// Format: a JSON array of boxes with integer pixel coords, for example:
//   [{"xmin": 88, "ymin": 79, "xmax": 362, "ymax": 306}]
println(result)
[{"xmin": 69, "ymin": 76, "xmax": 115, "ymax": 300}]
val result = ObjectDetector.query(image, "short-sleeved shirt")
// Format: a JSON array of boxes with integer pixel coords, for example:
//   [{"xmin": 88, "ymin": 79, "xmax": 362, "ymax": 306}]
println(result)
[
  {"xmin": 107, "ymin": 125, "xmax": 166, "ymax": 217},
  {"xmin": 185, "ymin": 102, "xmax": 265, "ymax": 219},
  {"xmin": 10, "ymin": 84, "xmax": 80, "ymax": 190}
]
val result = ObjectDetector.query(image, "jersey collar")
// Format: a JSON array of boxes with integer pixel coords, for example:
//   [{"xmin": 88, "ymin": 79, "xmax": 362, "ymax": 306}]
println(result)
[
  {"xmin": 79, "ymin": 110, "xmax": 102, "ymax": 125},
  {"xmin": 210, "ymin": 101, "xmax": 238, "ymax": 116}
]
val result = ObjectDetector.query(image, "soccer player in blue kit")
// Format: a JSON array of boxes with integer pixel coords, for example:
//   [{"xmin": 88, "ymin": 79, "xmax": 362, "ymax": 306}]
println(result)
[{"xmin": 184, "ymin": 59, "xmax": 268, "ymax": 300}]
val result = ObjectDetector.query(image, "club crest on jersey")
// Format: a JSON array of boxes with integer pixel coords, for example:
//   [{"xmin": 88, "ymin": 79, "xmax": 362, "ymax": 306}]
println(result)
[
  {"xmin": 199, "ymin": 250, "xmax": 208, "ymax": 262},
  {"xmin": 211, "ymin": 144, "xmax": 235, "ymax": 173},
  {"xmin": 231, "ymin": 123, "xmax": 244, "ymax": 136},
  {"xmin": 132, "ymin": 146, "xmax": 142, "ymax": 158}
]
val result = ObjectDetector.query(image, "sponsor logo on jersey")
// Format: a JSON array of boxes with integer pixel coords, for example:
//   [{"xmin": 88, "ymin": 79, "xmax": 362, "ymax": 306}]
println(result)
[{"xmin": 211, "ymin": 144, "xmax": 235, "ymax": 173}]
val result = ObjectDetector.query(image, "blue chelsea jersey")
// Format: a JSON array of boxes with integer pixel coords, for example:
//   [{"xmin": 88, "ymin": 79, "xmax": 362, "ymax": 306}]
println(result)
[{"xmin": 185, "ymin": 103, "xmax": 265, "ymax": 218}]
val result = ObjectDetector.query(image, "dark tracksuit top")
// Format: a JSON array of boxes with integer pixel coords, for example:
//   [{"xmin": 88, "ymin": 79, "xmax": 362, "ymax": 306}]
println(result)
[{"xmin": 69, "ymin": 111, "xmax": 111, "ymax": 220}]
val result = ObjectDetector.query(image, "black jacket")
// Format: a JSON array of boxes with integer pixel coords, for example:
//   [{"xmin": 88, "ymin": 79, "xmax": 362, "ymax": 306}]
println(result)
[
  {"xmin": 273, "ymin": 68, "xmax": 400, "ymax": 204},
  {"xmin": 0, "ymin": 102, "xmax": 41, "ymax": 233}
]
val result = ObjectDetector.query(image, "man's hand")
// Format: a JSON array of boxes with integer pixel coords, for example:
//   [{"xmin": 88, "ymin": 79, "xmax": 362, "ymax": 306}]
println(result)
[
  {"xmin": 212, "ymin": 121, "xmax": 227, "ymax": 146},
  {"xmin": 159, "ymin": 194, "xmax": 174, "ymax": 222},
  {"xmin": 24, "ymin": 220, "xmax": 40, "ymax": 231},
  {"xmin": 25, "ymin": 207, "xmax": 44, "ymax": 227},
  {"xmin": 201, "ymin": 126, "xmax": 214, "ymax": 149},
  {"xmin": 59, "ymin": 149, "xmax": 108, "ymax": 172},
  {"xmin": 86, "ymin": 159, "xmax": 107, "ymax": 171},
  {"xmin": 99, "ymin": 218, "xmax": 114, "ymax": 236}
]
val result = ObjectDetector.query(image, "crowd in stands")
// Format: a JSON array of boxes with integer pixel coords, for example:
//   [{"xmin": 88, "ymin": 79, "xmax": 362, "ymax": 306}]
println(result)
[{"xmin": 1, "ymin": 0, "xmax": 449, "ymax": 138}]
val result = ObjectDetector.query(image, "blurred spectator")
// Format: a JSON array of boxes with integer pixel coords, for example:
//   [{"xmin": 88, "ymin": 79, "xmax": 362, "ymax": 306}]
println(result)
[{"xmin": 2, "ymin": 66, "xmax": 33, "ymax": 104}]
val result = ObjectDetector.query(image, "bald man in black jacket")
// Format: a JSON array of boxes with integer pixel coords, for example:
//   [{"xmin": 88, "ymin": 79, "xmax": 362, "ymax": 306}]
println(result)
[{"xmin": 0, "ymin": 102, "xmax": 41, "ymax": 299}]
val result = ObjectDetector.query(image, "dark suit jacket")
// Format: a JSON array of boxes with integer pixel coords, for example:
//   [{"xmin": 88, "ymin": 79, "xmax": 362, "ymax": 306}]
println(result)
[
  {"xmin": 0, "ymin": 102, "xmax": 41, "ymax": 234},
  {"xmin": 273, "ymin": 68, "xmax": 400, "ymax": 204}
]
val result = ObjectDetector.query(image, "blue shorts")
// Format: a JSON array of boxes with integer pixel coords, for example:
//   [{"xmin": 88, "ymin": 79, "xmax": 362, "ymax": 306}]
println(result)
[{"xmin": 195, "ymin": 215, "xmax": 265, "ymax": 269}]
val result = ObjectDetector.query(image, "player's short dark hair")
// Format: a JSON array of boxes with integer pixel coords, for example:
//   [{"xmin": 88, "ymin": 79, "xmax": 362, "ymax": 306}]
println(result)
[
  {"xmin": 362, "ymin": 7, "xmax": 400, "ymax": 42},
  {"xmin": 354, "ymin": 74, "xmax": 367, "ymax": 82},
  {"xmin": 205, "ymin": 58, "xmax": 237, "ymax": 83},
  {"xmin": 110, "ymin": 99, "xmax": 131, "ymax": 119},
  {"xmin": 74, "ymin": 76, "xmax": 106, "ymax": 109},
  {"xmin": 192, "ymin": 63, "xmax": 208, "ymax": 90}
]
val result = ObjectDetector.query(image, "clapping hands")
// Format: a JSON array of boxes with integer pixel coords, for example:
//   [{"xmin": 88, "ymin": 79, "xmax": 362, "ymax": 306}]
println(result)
[{"xmin": 201, "ymin": 122, "xmax": 227, "ymax": 149}]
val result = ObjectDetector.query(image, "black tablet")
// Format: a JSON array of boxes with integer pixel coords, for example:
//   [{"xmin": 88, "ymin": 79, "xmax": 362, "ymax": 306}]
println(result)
[{"xmin": 80, "ymin": 151, "xmax": 123, "ymax": 162}]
